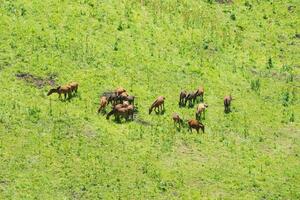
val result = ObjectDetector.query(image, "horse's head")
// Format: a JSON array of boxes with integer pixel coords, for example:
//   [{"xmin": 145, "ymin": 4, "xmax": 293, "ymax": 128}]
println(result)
[{"xmin": 47, "ymin": 88, "xmax": 57, "ymax": 96}]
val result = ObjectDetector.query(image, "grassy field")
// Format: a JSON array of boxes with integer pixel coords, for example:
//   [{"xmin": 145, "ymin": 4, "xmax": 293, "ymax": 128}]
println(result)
[{"xmin": 0, "ymin": 0, "xmax": 300, "ymax": 199}]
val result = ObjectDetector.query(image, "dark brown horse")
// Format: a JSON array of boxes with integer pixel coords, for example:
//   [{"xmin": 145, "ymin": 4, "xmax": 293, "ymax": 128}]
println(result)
[
  {"xmin": 185, "ymin": 92, "xmax": 197, "ymax": 107},
  {"xmin": 179, "ymin": 91, "xmax": 187, "ymax": 106},
  {"xmin": 188, "ymin": 119, "xmax": 205, "ymax": 133},
  {"xmin": 149, "ymin": 96, "xmax": 165, "ymax": 114}
]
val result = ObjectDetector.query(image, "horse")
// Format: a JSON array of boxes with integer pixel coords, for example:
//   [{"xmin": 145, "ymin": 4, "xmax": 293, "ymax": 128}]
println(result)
[
  {"xmin": 224, "ymin": 95, "xmax": 233, "ymax": 113},
  {"xmin": 106, "ymin": 103, "xmax": 134, "ymax": 121},
  {"xmin": 69, "ymin": 82, "xmax": 79, "ymax": 94},
  {"xmin": 115, "ymin": 87, "xmax": 126, "ymax": 96},
  {"xmin": 179, "ymin": 91, "xmax": 187, "ymax": 106},
  {"xmin": 195, "ymin": 103, "xmax": 208, "ymax": 120},
  {"xmin": 149, "ymin": 96, "xmax": 165, "ymax": 114},
  {"xmin": 195, "ymin": 86, "xmax": 204, "ymax": 102},
  {"xmin": 97, "ymin": 96, "xmax": 108, "ymax": 113},
  {"xmin": 172, "ymin": 113, "xmax": 183, "ymax": 127},
  {"xmin": 185, "ymin": 92, "xmax": 197, "ymax": 107},
  {"xmin": 188, "ymin": 119, "xmax": 205, "ymax": 133},
  {"xmin": 47, "ymin": 85, "xmax": 72, "ymax": 99}
]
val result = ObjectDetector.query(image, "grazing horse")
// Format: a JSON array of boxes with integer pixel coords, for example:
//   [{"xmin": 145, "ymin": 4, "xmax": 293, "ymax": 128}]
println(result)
[
  {"xmin": 224, "ymin": 95, "xmax": 233, "ymax": 113},
  {"xmin": 149, "ymin": 96, "xmax": 165, "ymax": 114},
  {"xmin": 106, "ymin": 103, "xmax": 134, "ymax": 121},
  {"xmin": 195, "ymin": 103, "xmax": 208, "ymax": 120},
  {"xmin": 97, "ymin": 96, "xmax": 108, "ymax": 113},
  {"xmin": 188, "ymin": 119, "xmax": 205, "ymax": 133},
  {"xmin": 115, "ymin": 87, "xmax": 126, "ymax": 96},
  {"xmin": 172, "ymin": 113, "xmax": 183, "ymax": 127},
  {"xmin": 195, "ymin": 86, "xmax": 204, "ymax": 102},
  {"xmin": 69, "ymin": 82, "xmax": 79, "ymax": 94},
  {"xmin": 118, "ymin": 95, "xmax": 135, "ymax": 106},
  {"xmin": 103, "ymin": 92, "xmax": 118, "ymax": 105},
  {"xmin": 179, "ymin": 91, "xmax": 187, "ymax": 106},
  {"xmin": 47, "ymin": 85, "xmax": 72, "ymax": 99},
  {"xmin": 185, "ymin": 92, "xmax": 197, "ymax": 107}
]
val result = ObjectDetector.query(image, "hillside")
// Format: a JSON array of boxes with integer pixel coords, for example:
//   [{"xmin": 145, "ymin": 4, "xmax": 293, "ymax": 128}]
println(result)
[{"xmin": 0, "ymin": 0, "xmax": 299, "ymax": 199}]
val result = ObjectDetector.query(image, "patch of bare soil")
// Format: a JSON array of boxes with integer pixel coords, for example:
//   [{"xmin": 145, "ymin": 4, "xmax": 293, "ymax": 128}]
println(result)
[
  {"xmin": 216, "ymin": 0, "xmax": 233, "ymax": 4},
  {"xmin": 16, "ymin": 72, "xmax": 57, "ymax": 88}
]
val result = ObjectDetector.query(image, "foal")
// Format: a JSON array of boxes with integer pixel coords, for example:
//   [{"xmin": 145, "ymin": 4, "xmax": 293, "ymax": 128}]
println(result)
[
  {"xmin": 149, "ymin": 96, "xmax": 165, "ymax": 114},
  {"xmin": 172, "ymin": 113, "xmax": 183, "ymax": 127}
]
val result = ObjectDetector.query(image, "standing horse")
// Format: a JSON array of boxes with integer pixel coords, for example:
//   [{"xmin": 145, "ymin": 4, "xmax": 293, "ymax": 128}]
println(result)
[
  {"xmin": 195, "ymin": 103, "xmax": 208, "ymax": 120},
  {"xmin": 195, "ymin": 86, "xmax": 204, "ymax": 102},
  {"xmin": 47, "ymin": 85, "xmax": 72, "ymax": 99},
  {"xmin": 185, "ymin": 92, "xmax": 197, "ymax": 107},
  {"xmin": 179, "ymin": 91, "xmax": 187, "ymax": 107},
  {"xmin": 172, "ymin": 113, "xmax": 183, "ymax": 127},
  {"xmin": 224, "ymin": 95, "xmax": 233, "ymax": 113},
  {"xmin": 149, "ymin": 96, "xmax": 165, "ymax": 114},
  {"xmin": 188, "ymin": 119, "xmax": 205, "ymax": 133},
  {"xmin": 97, "ymin": 96, "xmax": 108, "ymax": 113}
]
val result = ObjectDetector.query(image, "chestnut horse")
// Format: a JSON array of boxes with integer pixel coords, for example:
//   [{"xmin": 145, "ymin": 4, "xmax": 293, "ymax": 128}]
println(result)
[
  {"xmin": 149, "ymin": 96, "xmax": 165, "ymax": 114},
  {"xmin": 47, "ymin": 85, "xmax": 72, "ymax": 99},
  {"xmin": 97, "ymin": 96, "xmax": 108, "ymax": 113},
  {"xmin": 188, "ymin": 119, "xmax": 205, "ymax": 133}
]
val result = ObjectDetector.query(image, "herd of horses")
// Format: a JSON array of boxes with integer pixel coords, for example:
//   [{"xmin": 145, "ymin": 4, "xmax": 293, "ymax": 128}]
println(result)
[{"xmin": 47, "ymin": 83, "xmax": 234, "ymax": 133}]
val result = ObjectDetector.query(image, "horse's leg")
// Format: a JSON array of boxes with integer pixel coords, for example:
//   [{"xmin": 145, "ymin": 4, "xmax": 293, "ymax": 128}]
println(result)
[{"xmin": 64, "ymin": 93, "xmax": 67, "ymax": 99}]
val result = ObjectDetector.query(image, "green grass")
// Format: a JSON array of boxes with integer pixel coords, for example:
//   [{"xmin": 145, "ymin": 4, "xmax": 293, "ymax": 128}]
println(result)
[{"xmin": 0, "ymin": 0, "xmax": 299, "ymax": 199}]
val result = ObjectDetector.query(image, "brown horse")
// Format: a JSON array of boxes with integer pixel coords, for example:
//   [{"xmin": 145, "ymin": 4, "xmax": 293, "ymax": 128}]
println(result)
[
  {"xmin": 195, "ymin": 103, "xmax": 208, "ymax": 120},
  {"xmin": 224, "ymin": 95, "xmax": 233, "ymax": 113},
  {"xmin": 172, "ymin": 113, "xmax": 183, "ymax": 127},
  {"xmin": 69, "ymin": 82, "xmax": 79, "ymax": 94},
  {"xmin": 118, "ymin": 95, "xmax": 135, "ymax": 106},
  {"xmin": 106, "ymin": 103, "xmax": 134, "ymax": 121},
  {"xmin": 115, "ymin": 87, "xmax": 126, "ymax": 96},
  {"xmin": 195, "ymin": 86, "xmax": 204, "ymax": 102},
  {"xmin": 149, "ymin": 96, "xmax": 165, "ymax": 114},
  {"xmin": 47, "ymin": 85, "xmax": 72, "ymax": 99},
  {"xmin": 97, "ymin": 96, "xmax": 108, "ymax": 113},
  {"xmin": 188, "ymin": 119, "xmax": 205, "ymax": 133},
  {"xmin": 179, "ymin": 91, "xmax": 187, "ymax": 106}
]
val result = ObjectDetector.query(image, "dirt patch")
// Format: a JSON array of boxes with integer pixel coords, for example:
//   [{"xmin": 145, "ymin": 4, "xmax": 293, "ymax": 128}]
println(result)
[
  {"xmin": 135, "ymin": 117, "xmax": 152, "ymax": 126},
  {"xmin": 216, "ymin": 0, "xmax": 233, "ymax": 4},
  {"xmin": 16, "ymin": 72, "xmax": 57, "ymax": 88}
]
